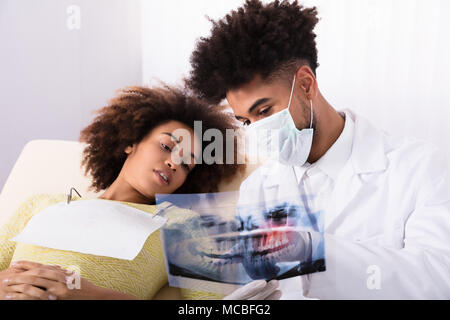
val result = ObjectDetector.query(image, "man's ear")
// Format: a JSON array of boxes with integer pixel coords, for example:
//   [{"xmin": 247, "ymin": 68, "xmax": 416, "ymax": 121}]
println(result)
[{"xmin": 295, "ymin": 65, "xmax": 318, "ymax": 100}]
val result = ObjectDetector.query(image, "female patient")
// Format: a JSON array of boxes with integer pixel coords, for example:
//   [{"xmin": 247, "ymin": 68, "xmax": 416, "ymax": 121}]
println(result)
[{"xmin": 0, "ymin": 86, "xmax": 244, "ymax": 300}]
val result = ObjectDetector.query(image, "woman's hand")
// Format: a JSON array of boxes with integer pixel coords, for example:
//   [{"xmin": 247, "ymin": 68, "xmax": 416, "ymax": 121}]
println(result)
[
  {"xmin": 0, "ymin": 263, "xmax": 57, "ymax": 300},
  {"xmin": 2, "ymin": 261, "xmax": 138, "ymax": 300},
  {"xmin": 1, "ymin": 265, "xmax": 27, "ymax": 300}
]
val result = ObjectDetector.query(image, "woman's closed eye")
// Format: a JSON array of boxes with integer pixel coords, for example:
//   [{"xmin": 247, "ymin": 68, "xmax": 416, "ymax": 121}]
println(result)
[
  {"xmin": 162, "ymin": 142, "xmax": 191, "ymax": 172},
  {"xmin": 182, "ymin": 162, "xmax": 190, "ymax": 172},
  {"xmin": 180, "ymin": 153, "xmax": 194, "ymax": 172},
  {"xmin": 161, "ymin": 143, "xmax": 172, "ymax": 151}
]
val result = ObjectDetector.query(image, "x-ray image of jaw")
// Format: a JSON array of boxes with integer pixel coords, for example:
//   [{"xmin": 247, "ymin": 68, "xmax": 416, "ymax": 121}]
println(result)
[
  {"xmin": 234, "ymin": 202, "xmax": 325, "ymax": 280},
  {"xmin": 156, "ymin": 192, "xmax": 325, "ymax": 293}
]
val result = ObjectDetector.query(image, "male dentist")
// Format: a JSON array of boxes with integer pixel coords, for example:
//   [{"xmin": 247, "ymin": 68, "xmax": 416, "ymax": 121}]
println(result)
[{"xmin": 187, "ymin": 0, "xmax": 450, "ymax": 299}]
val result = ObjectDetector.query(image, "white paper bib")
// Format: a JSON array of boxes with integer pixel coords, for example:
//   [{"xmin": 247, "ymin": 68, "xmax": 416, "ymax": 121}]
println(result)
[{"xmin": 11, "ymin": 199, "xmax": 167, "ymax": 260}]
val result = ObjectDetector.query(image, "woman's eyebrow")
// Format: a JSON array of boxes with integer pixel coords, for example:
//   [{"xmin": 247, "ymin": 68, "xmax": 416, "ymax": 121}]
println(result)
[
  {"xmin": 161, "ymin": 132, "xmax": 180, "ymax": 144},
  {"xmin": 161, "ymin": 132, "xmax": 198, "ymax": 164}
]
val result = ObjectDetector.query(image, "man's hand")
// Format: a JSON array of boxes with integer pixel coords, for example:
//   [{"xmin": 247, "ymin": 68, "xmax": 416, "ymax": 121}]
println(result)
[{"xmin": 223, "ymin": 280, "xmax": 282, "ymax": 300}]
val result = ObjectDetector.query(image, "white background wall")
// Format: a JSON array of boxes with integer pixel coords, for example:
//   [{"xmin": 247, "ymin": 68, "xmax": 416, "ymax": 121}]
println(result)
[
  {"xmin": 1, "ymin": 0, "xmax": 450, "ymax": 192},
  {"xmin": 0, "ymin": 0, "xmax": 142, "ymax": 192},
  {"xmin": 141, "ymin": 0, "xmax": 450, "ymax": 162}
]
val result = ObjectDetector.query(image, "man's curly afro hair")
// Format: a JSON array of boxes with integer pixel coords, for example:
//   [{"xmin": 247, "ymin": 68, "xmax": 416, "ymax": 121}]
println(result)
[
  {"xmin": 79, "ymin": 86, "xmax": 244, "ymax": 194},
  {"xmin": 187, "ymin": 0, "xmax": 319, "ymax": 104}
]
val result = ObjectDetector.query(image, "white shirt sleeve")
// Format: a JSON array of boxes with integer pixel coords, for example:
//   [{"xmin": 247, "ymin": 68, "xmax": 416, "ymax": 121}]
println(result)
[{"xmin": 304, "ymin": 147, "xmax": 450, "ymax": 299}]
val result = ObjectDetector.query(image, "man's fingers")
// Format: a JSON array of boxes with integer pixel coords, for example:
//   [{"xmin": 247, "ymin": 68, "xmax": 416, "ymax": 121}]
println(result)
[
  {"xmin": 264, "ymin": 290, "xmax": 282, "ymax": 300},
  {"xmin": 9, "ymin": 284, "xmax": 57, "ymax": 300},
  {"xmin": 248, "ymin": 280, "xmax": 279, "ymax": 300},
  {"xmin": 223, "ymin": 280, "xmax": 280, "ymax": 300},
  {"xmin": 223, "ymin": 280, "xmax": 267, "ymax": 300}
]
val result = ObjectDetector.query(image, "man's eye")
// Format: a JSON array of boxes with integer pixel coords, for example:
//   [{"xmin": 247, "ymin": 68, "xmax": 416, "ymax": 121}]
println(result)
[
  {"xmin": 259, "ymin": 106, "xmax": 272, "ymax": 116},
  {"xmin": 182, "ymin": 163, "xmax": 190, "ymax": 171}
]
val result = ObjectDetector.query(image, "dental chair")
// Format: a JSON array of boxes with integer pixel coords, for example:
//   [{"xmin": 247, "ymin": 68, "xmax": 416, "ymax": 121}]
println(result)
[{"xmin": 0, "ymin": 139, "xmax": 256, "ymax": 299}]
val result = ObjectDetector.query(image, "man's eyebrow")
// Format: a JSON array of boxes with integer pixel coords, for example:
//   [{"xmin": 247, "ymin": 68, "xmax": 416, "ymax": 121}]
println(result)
[{"xmin": 248, "ymin": 98, "xmax": 271, "ymax": 114}]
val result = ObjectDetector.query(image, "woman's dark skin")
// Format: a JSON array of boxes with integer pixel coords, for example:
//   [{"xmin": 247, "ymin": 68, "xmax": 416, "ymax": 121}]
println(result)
[{"xmin": 0, "ymin": 121, "xmax": 201, "ymax": 300}]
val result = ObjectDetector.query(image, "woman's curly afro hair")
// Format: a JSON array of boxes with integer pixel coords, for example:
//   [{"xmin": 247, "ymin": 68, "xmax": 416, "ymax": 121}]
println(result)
[
  {"xmin": 187, "ymin": 0, "xmax": 319, "ymax": 104},
  {"xmin": 80, "ymin": 86, "xmax": 244, "ymax": 194}
]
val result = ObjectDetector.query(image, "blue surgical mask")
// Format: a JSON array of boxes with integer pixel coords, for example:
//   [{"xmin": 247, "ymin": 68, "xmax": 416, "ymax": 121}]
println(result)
[{"xmin": 246, "ymin": 75, "xmax": 314, "ymax": 166}]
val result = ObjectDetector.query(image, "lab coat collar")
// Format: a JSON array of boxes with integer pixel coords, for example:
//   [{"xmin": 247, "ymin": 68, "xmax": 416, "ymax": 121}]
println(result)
[
  {"xmin": 259, "ymin": 109, "xmax": 388, "ymax": 189},
  {"xmin": 345, "ymin": 109, "xmax": 389, "ymax": 174},
  {"xmin": 304, "ymin": 110, "xmax": 355, "ymax": 182},
  {"xmin": 324, "ymin": 110, "xmax": 389, "ymax": 231}
]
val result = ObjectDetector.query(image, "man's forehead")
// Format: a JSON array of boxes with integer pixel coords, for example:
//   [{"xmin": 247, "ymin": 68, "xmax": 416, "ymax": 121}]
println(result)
[
  {"xmin": 226, "ymin": 75, "xmax": 267, "ymax": 98},
  {"xmin": 226, "ymin": 75, "xmax": 286, "ymax": 103},
  {"xmin": 227, "ymin": 87, "xmax": 280, "ymax": 119}
]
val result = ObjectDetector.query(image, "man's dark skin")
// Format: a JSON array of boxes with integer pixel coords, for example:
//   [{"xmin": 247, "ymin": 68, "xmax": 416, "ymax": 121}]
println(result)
[{"xmin": 226, "ymin": 66, "xmax": 345, "ymax": 164}]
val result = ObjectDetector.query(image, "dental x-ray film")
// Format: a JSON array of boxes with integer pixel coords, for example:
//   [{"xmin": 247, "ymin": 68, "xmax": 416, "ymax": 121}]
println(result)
[{"xmin": 156, "ymin": 191, "xmax": 325, "ymax": 294}]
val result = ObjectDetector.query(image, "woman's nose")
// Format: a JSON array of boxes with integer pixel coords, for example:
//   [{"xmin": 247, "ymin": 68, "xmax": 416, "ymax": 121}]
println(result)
[{"xmin": 166, "ymin": 160, "xmax": 176, "ymax": 172}]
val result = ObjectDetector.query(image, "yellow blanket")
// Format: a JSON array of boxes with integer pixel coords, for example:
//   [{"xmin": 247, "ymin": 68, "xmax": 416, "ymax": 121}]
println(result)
[{"xmin": 0, "ymin": 194, "xmax": 223, "ymax": 300}]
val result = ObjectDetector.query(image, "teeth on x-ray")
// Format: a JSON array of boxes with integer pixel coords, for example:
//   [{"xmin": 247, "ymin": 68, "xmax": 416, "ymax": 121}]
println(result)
[
  {"xmin": 159, "ymin": 192, "xmax": 325, "ymax": 287},
  {"xmin": 197, "ymin": 231, "xmax": 296, "ymax": 260},
  {"xmin": 281, "ymin": 232, "xmax": 288, "ymax": 245}
]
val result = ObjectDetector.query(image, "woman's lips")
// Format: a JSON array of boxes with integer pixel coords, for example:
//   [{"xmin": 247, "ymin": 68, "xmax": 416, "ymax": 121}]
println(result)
[{"xmin": 154, "ymin": 170, "xmax": 169, "ymax": 185}]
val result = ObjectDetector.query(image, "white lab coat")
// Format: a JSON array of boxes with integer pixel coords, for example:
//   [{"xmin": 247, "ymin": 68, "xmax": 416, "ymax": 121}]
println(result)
[{"xmin": 238, "ymin": 110, "xmax": 450, "ymax": 299}]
